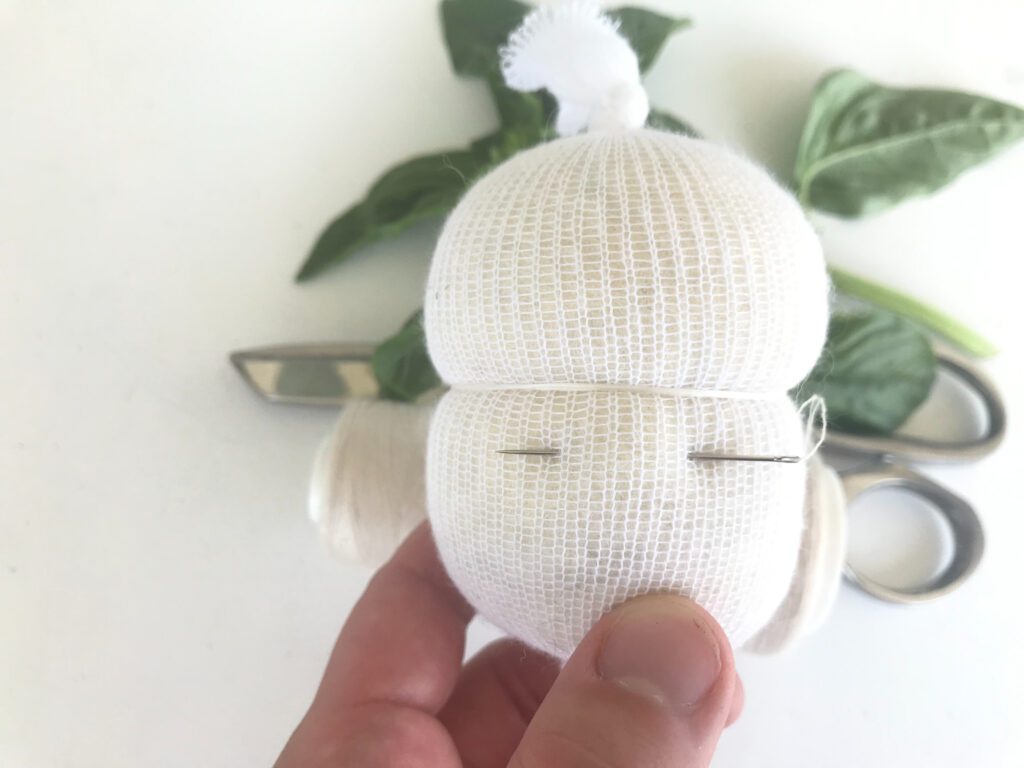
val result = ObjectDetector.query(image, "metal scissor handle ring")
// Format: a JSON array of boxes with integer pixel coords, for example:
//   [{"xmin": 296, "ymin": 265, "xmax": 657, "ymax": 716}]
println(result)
[
  {"xmin": 823, "ymin": 346, "xmax": 1007, "ymax": 463},
  {"xmin": 840, "ymin": 463, "xmax": 985, "ymax": 604}
]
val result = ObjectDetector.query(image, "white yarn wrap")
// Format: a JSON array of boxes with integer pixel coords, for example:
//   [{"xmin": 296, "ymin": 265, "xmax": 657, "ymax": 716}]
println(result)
[
  {"xmin": 309, "ymin": 400, "xmax": 432, "ymax": 567},
  {"xmin": 501, "ymin": 1, "xmax": 649, "ymax": 136}
]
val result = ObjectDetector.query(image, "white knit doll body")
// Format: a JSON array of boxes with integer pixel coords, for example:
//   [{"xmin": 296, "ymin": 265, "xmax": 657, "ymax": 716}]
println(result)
[{"xmin": 422, "ymin": 5, "xmax": 833, "ymax": 660}]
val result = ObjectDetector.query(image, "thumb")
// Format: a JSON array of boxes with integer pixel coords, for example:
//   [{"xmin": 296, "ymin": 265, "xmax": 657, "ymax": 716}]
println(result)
[{"xmin": 508, "ymin": 595, "xmax": 737, "ymax": 768}]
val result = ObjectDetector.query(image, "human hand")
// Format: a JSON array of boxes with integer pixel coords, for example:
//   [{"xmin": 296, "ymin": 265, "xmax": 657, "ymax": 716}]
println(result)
[{"xmin": 276, "ymin": 523, "xmax": 743, "ymax": 767}]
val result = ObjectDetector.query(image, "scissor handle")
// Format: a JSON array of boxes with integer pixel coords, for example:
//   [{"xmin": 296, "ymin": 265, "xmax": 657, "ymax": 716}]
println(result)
[
  {"xmin": 839, "ymin": 462, "xmax": 985, "ymax": 604},
  {"xmin": 823, "ymin": 345, "xmax": 1007, "ymax": 463},
  {"xmin": 230, "ymin": 342, "xmax": 380, "ymax": 406}
]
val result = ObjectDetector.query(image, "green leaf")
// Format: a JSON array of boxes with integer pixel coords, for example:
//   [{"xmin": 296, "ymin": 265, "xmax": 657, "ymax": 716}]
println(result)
[
  {"xmin": 488, "ymin": 77, "xmax": 556, "ymax": 132},
  {"xmin": 372, "ymin": 309, "xmax": 441, "ymax": 402},
  {"xmin": 296, "ymin": 152, "xmax": 478, "ymax": 281},
  {"xmin": 828, "ymin": 266, "xmax": 998, "ymax": 358},
  {"xmin": 299, "ymin": 2, "xmax": 693, "ymax": 281},
  {"xmin": 646, "ymin": 108, "xmax": 700, "ymax": 137},
  {"xmin": 441, "ymin": 0, "xmax": 689, "ymax": 78},
  {"xmin": 441, "ymin": 0, "xmax": 529, "ymax": 77},
  {"xmin": 795, "ymin": 310, "xmax": 937, "ymax": 435},
  {"xmin": 795, "ymin": 69, "xmax": 1024, "ymax": 217},
  {"xmin": 607, "ymin": 7, "xmax": 691, "ymax": 72},
  {"xmin": 295, "ymin": 118, "xmax": 553, "ymax": 282}
]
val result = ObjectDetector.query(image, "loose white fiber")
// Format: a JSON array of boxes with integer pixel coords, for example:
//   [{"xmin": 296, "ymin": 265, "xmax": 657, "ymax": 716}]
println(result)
[{"xmin": 309, "ymin": 400, "xmax": 432, "ymax": 566}]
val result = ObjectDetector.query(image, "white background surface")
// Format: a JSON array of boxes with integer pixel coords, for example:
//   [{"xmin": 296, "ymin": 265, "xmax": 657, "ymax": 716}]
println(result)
[{"xmin": 3, "ymin": 1, "xmax": 1023, "ymax": 765}]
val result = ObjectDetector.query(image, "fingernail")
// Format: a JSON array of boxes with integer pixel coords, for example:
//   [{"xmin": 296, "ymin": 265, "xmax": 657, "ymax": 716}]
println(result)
[{"xmin": 597, "ymin": 596, "xmax": 722, "ymax": 713}]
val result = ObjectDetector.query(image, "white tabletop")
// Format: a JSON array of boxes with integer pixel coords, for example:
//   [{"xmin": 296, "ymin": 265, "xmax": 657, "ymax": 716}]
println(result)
[{"xmin": 3, "ymin": 1, "xmax": 1023, "ymax": 765}]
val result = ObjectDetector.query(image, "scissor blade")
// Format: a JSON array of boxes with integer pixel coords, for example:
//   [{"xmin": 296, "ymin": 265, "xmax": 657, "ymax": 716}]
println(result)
[{"xmin": 230, "ymin": 342, "xmax": 379, "ymax": 406}]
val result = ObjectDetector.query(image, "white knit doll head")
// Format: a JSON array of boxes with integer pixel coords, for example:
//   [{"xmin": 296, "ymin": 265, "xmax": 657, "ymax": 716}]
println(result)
[{"xmin": 422, "ymin": 2, "xmax": 838, "ymax": 660}]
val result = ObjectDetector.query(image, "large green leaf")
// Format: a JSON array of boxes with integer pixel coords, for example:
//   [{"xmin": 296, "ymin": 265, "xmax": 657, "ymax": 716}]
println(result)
[
  {"xmin": 796, "ymin": 310, "xmax": 937, "ymax": 435},
  {"xmin": 372, "ymin": 309, "xmax": 441, "ymax": 402},
  {"xmin": 299, "ymin": 1, "xmax": 694, "ymax": 281},
  {"xmin": 441, "ymin": 0, "xmax": 689, "ymax": 78},
  {"xmin": 296, "ymin": 122, "xmax": 548, "ymax": 281},
  {"xmin": 607, "ymin": 7, "xmax": 691, "ymax": 72},
  {"xmin": 795, "ymin": 69, "xmax": 1024, "ymax": 217},
  {"xmin": 441, "ymin": 0, "xmax": 529, "ymax": 77},
  {"xmin": 487, "ymin": 75, "xmax": 557, "ymax": 136},
  {"xmin": 296, "ymin": 151, "xmax": 476, "ymax": 281}
]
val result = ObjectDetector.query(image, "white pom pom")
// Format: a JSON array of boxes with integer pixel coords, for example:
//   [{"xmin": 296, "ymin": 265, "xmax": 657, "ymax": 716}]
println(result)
[{"xmin": 501, "ymin": 1, "xmax": 649, "ymax": 136}]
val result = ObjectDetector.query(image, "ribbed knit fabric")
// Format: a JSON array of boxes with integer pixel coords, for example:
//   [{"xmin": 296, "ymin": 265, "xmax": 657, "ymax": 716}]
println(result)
[
  {"xmin": 426, "ymin": 131, "xmax": 828, "ymax": 393},
  {"xmin": 428, "ymin": 389, "xmax": 806, "ymax": 658},
  {"xmin": 424, "ymin": 128, "xmax": 829, "ymax": 658}
]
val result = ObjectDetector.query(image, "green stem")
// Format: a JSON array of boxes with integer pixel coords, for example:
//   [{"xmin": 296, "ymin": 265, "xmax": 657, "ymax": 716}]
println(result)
[{"xmin": 827, "ymin": 266, "xmax": 998, "ymax": 358}]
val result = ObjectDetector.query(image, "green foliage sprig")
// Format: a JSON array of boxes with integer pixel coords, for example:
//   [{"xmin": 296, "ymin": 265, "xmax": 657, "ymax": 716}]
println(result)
[
  {"xmin": 371, "ymin": 309, "xmax": 441, "ymax": 401},
  {"xmin": 795, "ymin": 69, "xmax": 1024, "ymax": 217},
  {"xmin": 794, "ymin": 310, "xmax": 937, "ymax": 435},
  {"xmin": 296, "ymin": 0, "xmax": 694, "ymax": 282},
  {"xmin": 296, "ymin": 0, "xmax": 1019, "ymax": 435}
]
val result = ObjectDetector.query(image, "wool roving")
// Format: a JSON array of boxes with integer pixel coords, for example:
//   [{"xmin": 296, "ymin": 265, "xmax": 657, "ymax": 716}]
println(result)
[
  {"xmin": 421, "ymin": 2, "xmax": 834, "ymax": 659},
  {"xmin": 309, "ymin": 400, "xmax": 433, "ymax": 565}
]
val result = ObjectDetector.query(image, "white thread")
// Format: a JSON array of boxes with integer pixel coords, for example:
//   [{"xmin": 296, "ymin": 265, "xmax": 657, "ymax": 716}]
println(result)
[
  {"xmin": 452, "ymin": 382, "xmax": 780, "ymax": 400},
  {"xmin": 797, "ymin": 394, "xmax": 828, "ymax": 460},
  {"xmin": 457, "ymin": 383, "xmax": 824, "ymax": 463}
]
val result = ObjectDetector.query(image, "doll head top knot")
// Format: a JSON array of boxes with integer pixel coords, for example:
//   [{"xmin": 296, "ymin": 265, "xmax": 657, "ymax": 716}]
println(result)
[{"xmin": 501, "ymin": 1, "xmax": 650, "ymax": 136}]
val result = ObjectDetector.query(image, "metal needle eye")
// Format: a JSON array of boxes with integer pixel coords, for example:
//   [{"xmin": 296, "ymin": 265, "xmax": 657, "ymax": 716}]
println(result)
[{"xmin": 688, "ymin": 452, "xmax": 802, "ymax": 464}]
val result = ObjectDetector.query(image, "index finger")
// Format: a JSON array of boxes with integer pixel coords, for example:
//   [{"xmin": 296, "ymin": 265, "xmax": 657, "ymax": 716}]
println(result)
[{"xmin": 310, "ymin": 522, "xmax": 474, "ymax": 717}]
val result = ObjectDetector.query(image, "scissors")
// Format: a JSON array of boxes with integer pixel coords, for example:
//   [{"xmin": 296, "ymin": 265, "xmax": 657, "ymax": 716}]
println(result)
[{"xmin": 230, "ymin": 341, "xmax": 1005, "ymax": 605}]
